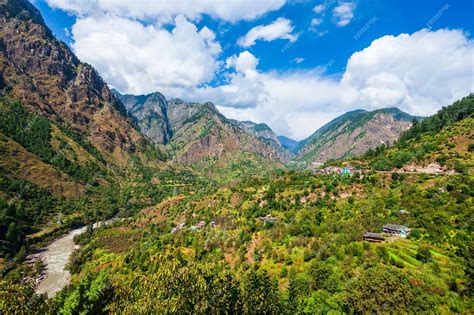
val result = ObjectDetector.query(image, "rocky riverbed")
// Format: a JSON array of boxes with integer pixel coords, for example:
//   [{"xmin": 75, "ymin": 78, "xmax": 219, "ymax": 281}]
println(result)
[
  {"xmin": 32, "ymin": 220, "xmax": 120, "ymax": 298},
  {"xmin": 35, "ymin": 226, "xmax": 87, "ymax": 297}
]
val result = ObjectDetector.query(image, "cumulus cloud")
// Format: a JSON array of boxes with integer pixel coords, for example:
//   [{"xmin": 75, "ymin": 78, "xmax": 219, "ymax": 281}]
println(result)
[
  {"xmin": 193, "ymin": 29, "xmax": 474, "ymax": 139},
  {"xmin": 333, "ymin": 2, "xmax": 356, "ymax": 27},
  {"xmin": 46, "ymin": 0, "xmax": 286, "ymax": 23},
  {"xmin": 341, "ymin": 28, "xmax": 474, "ymax": 116},
  {"xmin": 238, "ymin": 18, "xmax": 298, "ymax": 47},
  {"xmin": 313, "ymin": 4, "xmax": 326, "ymax": 14},
  {"xmin": 226, "ymin": 51, "xmax": 259, "ymax": 76},
  {"xmin": 71, "ymin": 14, "xmax": 221, "ymax": 95},
  {"xmin": 46, "ymin": 0, "xmax": 474, "ymax": 140}
]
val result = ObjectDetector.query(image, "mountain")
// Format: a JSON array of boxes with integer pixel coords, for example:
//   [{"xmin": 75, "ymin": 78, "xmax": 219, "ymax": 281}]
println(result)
[
  {"xmin": 229, "ymin": 120, "xmax": 293, "ymax": 162},
  {"xmin": 114, "ymin": 90, "xmax": 288, "ymax": 173},
  {"xmin": 24, "ymin": 96, "xmax": 471, "ymax": 314},
  {"xmin": 0, "ymin": 0, "xmax": 145, "ymax": 164},
  {"xmin": 365, "ymin": 94, "xmax": 474, "ymax": 174},
  {"xmin": 277, "ymin": 135, "xmax": 300, "ymax": 153},
  {"xmin": 296, "ymin": 107, "xmax": 419, "ymax": 163},
  {"xmin": 165, "ymin": 99, "xmax": 284, "ymax": 179},
  {"xmin": 115, "ymin": 91, "xmax": 173, "ymax": 144}
]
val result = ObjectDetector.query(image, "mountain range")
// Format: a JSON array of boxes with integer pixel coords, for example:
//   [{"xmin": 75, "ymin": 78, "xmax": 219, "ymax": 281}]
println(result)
[
  {"xmin": 116, "ymin": 89, "xmax": 420, "ymax": 166},
  {"xmin": 0, "ymin": 0, "xmax": 423, "ymax": 175},
  {"xmin": 1, "ymin": 1, "xmax": 473, "ymax": 313}
]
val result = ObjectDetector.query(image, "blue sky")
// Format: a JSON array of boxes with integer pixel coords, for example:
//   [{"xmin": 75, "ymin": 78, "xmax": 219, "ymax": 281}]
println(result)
[{"xmin": 34, "ymin": 0, "xmax": 474, "ymax": 139}]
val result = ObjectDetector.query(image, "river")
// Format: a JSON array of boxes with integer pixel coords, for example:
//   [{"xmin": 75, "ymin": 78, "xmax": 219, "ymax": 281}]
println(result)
[{"xmin": 35, "ymin": 220, "xmax": 116, "ymax": 298}]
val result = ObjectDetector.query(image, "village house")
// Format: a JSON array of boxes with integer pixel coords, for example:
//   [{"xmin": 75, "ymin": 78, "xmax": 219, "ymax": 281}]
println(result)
[
  {"xmin": 259, "ymin": 214, "xmax": 277, "ymax": 225},
  {"xmin": 363, "ymin": 232, "xmax": 386, "ymax": 242},
  {"xmin": 383, "ymin": 224, "xmax": 411, "ymax": 237},
  {"xmin": 171, "ymin": 223, "xmax": 185, "ymax": 234},
  {"xmin": 315, "ymin": 165, "xmax": 364, "ymax": 175}
]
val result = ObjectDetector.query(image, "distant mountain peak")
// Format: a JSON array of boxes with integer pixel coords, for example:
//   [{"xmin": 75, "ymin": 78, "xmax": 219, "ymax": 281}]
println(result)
[{"xmin": 295, "ymin": 107, "xmax": 420, "ymax": 164}]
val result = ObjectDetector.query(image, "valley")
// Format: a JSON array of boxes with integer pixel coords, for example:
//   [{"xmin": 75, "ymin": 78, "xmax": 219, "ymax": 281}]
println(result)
[{"xmin": 0, "ymin": 0, "xmax": 473, "ymax": 314}]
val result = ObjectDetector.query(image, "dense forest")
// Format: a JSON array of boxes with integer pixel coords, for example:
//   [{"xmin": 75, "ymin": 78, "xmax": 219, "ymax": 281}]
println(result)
[{"xmin": 0, "ymin": 96, "xmax": 472, "ymax": 313}]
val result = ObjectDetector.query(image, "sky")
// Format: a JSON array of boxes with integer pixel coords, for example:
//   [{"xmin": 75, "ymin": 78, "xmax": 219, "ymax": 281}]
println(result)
[{"xmin": 33, "ymin": 0, "xmax": 474, "ymax": 140}]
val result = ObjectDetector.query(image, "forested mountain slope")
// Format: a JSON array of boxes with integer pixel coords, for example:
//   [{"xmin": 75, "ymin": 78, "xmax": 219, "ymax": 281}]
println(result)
[
  {"xmin": 363, "ymin": 94, "xmax": 474, "ymax": 174},
  {"xmin": 166, "ymin": 99, "xmax": 284, "ymax": 181},
  {"xmin": 296, "ymin": 108, "xmax": 419, "ymax": 164},
  {"xmin": 0, "ymin": 0, "xmax": 146, "ymax": 164},
  {"xmin": 3, "ymin": 95, "xmax": 470, "ymax": 314}
]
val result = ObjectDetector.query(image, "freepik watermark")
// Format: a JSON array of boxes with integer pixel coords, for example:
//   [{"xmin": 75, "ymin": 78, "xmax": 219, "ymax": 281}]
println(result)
[
  {"xmin": 353, "ymin": 16, "xmax": 378, "ymax": 40},
  {"xmin": 427, "ymin": 4, "xmax": 450, "ymax": 29}
]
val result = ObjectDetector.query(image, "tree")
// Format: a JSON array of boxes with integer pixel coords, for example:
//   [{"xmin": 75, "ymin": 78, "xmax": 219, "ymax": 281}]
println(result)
[
  {"xmin": 346, "ymin": 265, "xmax": 412, "ymax": 313},
  {"xmin": 6, "ymin": 222, "xmax": 18, "ymax": 242},
  {"xmin": 416, "ymin": 244, "xmax": 433, "ymax": 263},
  {"xmin": 241, "ymin": 268, "xmax": 281, "ymax": 314}
]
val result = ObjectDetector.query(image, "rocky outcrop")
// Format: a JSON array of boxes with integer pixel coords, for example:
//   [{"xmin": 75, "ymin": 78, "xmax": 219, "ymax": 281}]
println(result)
[
  {"xmin": 0, "ymin": 0, "xmax": 145, "ymax": 164},
  {"xmin": 115, "ymin": 91, "xmax": 173, "ymax": 144},
  {"xmin": 165, "ymin": 100, "xmax": 283, "ymax": 166},
  {"xmin": 296, "ymin": 108, "xmax": 418, "ymax": 163},
  {"xmin": 230, "ymin": 120, "xmax": 293, "ymax": 163}
]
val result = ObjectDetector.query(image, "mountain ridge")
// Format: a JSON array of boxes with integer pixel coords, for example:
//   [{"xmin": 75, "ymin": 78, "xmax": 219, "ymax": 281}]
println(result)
[
  {"xmin": 115, "ymin": 90, "xmax": 291, "ymax": 167},
  {"xmin": 296, "ymin": 107, "xmax": 420, "ymax": 163},
  {"xmin": 0, "ymin": 0, "xmax": 146, "ymax": 164}
]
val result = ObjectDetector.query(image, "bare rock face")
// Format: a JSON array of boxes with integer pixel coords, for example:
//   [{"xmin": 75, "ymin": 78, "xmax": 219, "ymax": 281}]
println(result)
[
  {"xmin": 166, "ymin": 100, "xmax": 282, "ymax": 166},
  {"xmin": 0, "ymin": 0, "xmax": 145, "ymax": 164},
  {"xmin": 296, "ymin": 108, "xmax": 418, "ymax": 163},
  {"xmin": 115, "ymin": 91, "xmax": 173, "ymax": 144},
  {"xmin": 230, "ymin": 120, "xmax": 293, "ymax": 163}
]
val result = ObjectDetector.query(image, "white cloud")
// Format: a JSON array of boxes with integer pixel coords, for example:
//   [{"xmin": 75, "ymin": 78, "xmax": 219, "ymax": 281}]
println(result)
[
  {"xmin": 71, "ymin": 14, "xmax": 221, "ymax": 95},
  {"xmin": 291, "ymin": 57, "xmax": 305, "ymax": 63},
  {"xmin": 44, "ymin": 0, "xmax": 474, "ymax": 140},
  {"xmin": 46, "ymin": 0, "xmax": 286, "ymax": 23},
  {"xmin": 341, "ymin": 28, "xmax": 474, "ymax": 116},
  {"xmin": 333, "ymin": 2, "xmax": 356, "ymax": 27},
  {"xmin": 188, "ymin": 51, "xmax": 354, "ymax": 138},
  {"xmin": 313, "ymin": 4, "xmax": 326, "ymax": 14},
  {"xmin": 310, "ymin": 18, "xmax": 323, "ymax": 27},
  {"xmin": 192, "ymin": 29, "xmax": 474, "ymax": 139},
  {"xmin": 238, "ymin": 18, "xmax": 298, "ymax": 47},
  {"xmin": 226, "ymin": 51, "xmax": 259, "ymax": 77}
]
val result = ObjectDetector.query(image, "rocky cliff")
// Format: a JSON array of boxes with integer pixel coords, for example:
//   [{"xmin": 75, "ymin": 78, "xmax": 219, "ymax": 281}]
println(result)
[
  {"xmin": 230, "ymin": 120, "xmax": 293, "ymax": 163},
  {"xmin": 116, "ymin": 91, "xmax": 173, "ymax": 144}
]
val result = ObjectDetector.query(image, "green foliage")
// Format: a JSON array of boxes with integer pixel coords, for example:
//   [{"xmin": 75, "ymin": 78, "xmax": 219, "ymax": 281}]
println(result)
[
  {"xmin": 1, "ymin": 96, "xmax": 472, "ymax": 314},
  {"xmin": 416, "ymin": 244, "xmax": 433, "ymax": 263},
  {"xmin": 0, "ymin": 98, "xmax": 103, "ymax": 182},
  {"xmin": 346, "ymin": 265, "xmax": 420, "ymax": 313},
  {"xmin": 241, "ymin": 268, "xmax": 281, "ymax": 314},
  {"xmin": 399, "ymin": 94, "xmax": 474, "ymax": 143},
  {"xmin": 0, "ymin": 281, "xmax": 48, "ymax": 314},
  {"xmin": 52, "ymin": 271, "xmax": 112, "ymax": 314}
]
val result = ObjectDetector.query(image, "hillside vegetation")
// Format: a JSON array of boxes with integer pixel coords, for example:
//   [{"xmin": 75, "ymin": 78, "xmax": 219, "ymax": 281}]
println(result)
[
  {"xmin": 364, "ymin": 94, "xmax": 474, "ymax": 174},
  {"xmin": 1, "ymin": 96, "xmax": 471, "ymax": 314}
]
